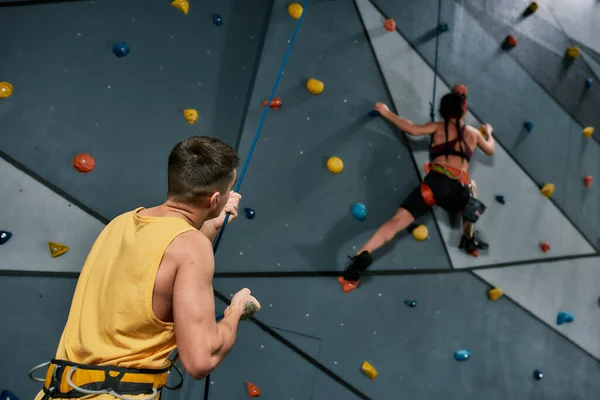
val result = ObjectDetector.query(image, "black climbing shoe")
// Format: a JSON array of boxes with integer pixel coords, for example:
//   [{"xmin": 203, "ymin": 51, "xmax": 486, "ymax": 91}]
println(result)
[
  {"xmin": 342, "ymin": 251, "xmax": 373, "ymax": 282},
  {"xmin": 459, "ymin": 231, "xmax": 488, "ymax": 257},
  {"xmin": 472, "ymin": 231, "xmax": 489, "ymax": 250}
]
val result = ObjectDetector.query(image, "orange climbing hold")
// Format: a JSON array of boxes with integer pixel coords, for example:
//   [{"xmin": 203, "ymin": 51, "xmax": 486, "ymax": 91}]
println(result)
[
  {"xmin": 584, "ymin": 176, "xmax": 593, "ymax": 188},
  {"xmin": 337, "ymin": 276, "xmax": 360, "ymax": 293},
  {"xmin": 540, "ymin": 242, "xmax": 550, "ymax": 253},
  {"xmin": 49, "ymin": 242, "xmax": 69, "ymax": 258},
  {"xmin": 504, "ymin": 35, "xmax": 518, "ymax": 49},
  {"xmin": 246, "ymin": 382, "xmax": 260, "ymax": 397},
  {"xmin": 262, "ymin": 97, "xmax": 282, "ymax": 110},
  {"xmin": 384, "ymin": 19, "xmax": 396, "ymax": 32},
  {"xmin": 73, "ymin": 153, "xmax": 95, "ymax": 173}
]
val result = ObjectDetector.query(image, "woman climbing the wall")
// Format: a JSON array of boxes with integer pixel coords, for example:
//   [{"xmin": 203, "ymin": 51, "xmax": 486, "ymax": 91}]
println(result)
[{"xmin": 338, "ymin": 89, "xmax": 495, "ymax": 293}]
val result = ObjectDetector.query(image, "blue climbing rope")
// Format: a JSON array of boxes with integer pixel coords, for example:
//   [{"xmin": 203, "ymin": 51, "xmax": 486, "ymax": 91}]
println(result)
[
  {"xmin": 201, "ymin": 1, "xmax": 310, "ymax": 399},
  {"xmin": 429, "ymin": 0, "xmax": 442, "ymax": 121}
]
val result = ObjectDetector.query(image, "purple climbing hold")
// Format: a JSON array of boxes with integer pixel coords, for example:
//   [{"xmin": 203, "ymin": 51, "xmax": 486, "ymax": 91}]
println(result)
[
  {"xmin": 0, "ymin": 230, "xmax": 12, "ymax": 245},
  {"xmin": 556, "ymin": 311, "xmax": 574, "ymax": 325}
]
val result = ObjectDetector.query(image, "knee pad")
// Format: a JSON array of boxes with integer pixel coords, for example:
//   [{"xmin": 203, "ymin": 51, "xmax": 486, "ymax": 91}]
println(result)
[
  {"xmin": 463, "ymin": 196, "xmax": 486, "ymax": 223},
  {"xmin": 420, "ymin": 183, "xmax": 435, "ymax": 207}
]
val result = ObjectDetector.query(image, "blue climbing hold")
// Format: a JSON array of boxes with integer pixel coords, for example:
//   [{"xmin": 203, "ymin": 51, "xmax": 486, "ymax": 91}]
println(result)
[
  {"xmin": 404, "ymin": 299, "xmax": 417, "ymax": 308},
  {"xmin": 454, "ymin": 349, "xmax": 470, "ymax": 361},
  {"xmin": 533, "ymin": 370, "xmax": 543, "ymax": 380},
  {"xmin": 244, "ymin": 208, "xmax": 256, "ymax": 220},
  {"xmin": 213, "ymin": 14, "xmax": 223, "ymax": 25},
  {"xmin": 113, "ymin": 42, "xmax": 130, "ymax": 57},
  {"xmin": 351, "ymin": 203, "xmax": 367, "ymax": 221},
  {"xmin": 437, "ymin": 23, "xmax": 449, "ymax": 33},
  {"xmin": 0, "ymin": 230, "xmax": 12, "ymax": 245},
  {"xmin": 495, "ymin": 195, "xmax": 505, "ymax": 205},
  {"xmin": 0, "ymin": 390, "xmax": 19, "ymax": 400},
  {"xmin": 524, "ymin": 121, "xmax": 534, "ymax": 132},
  {"xmin": 585, "ymin": 78, "xmax": 593, "ymax": 89},
  {"xmin": 368, "ymin": 110, "xmax": 380, "ymax": 117},
  {"xmin": 556, "ymin": 311, "xmax": 574, "ymax": 325}
]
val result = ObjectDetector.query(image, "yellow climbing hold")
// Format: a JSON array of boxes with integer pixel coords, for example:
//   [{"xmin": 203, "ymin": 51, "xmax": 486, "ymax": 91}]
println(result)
[
  {"xmin": 288, "ymin": 3, "xmax": 303, "ymax": 19},
  {"xmin": 361, "ymin": 361, "xmax": 377, "ymax": 380},
  {"xmin": 488, "ymin": 288, "xmax": 504, "ymax": 301},
  {"xmin": 0, "ymin": 82, "xmax": 13, "ymax": 99},
  {"xmin": 171, "ymin": 0, "xmax": 189, "ymax": 15},
  {"xmin": 566, "ymin": 47, "xmax": 580, "ymax": 59},
  {"xmin": 48, "ymin": 242, "xmax": 69, "ymax": 258},
  {"xmin": 583, "ymin": 127, "xmax": 594, "ymax": 138},
  {"xmin": 306, "ymin": 78, "xmax": 324, "ymax": 95},
  {"xmin": 183, "ymin": 109, "xmax": 198, "ymax": 124},
  {"xmin": 412, "ymin": 225, "xmax": 428, "ymax": 241},
  {"xmin": 526, "ymin": 2, "xmax": 539, "ymax": 13},
  {"xmin": 326, "ymin": 156, "xmax": 343, "ymax": 174},
  {"xmin": 540, "ymin": 183, "xmax": 554, "ymax": 198}
]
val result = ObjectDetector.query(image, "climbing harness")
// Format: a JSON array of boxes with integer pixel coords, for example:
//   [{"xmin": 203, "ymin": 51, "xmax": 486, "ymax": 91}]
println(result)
[{"xmin": 29, "ymin": 359, "xmax": 182, "ymax": 400}]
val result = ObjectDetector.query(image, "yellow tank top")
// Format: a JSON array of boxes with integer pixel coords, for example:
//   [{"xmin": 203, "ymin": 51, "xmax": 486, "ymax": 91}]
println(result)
[{"xmin": 35, "ymin": 207, "xmax": 195, "ymax": 400}]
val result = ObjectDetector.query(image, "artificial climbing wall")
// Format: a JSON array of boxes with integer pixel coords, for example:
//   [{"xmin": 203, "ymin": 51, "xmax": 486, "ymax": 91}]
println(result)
[{"xmin": 1, "ymin": 0, "xmax": 599, "ymax": 400}]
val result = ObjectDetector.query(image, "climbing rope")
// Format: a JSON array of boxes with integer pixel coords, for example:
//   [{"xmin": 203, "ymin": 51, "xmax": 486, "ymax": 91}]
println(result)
[
  {"xmin": 429, "ymin": 0, "xmax": 443, "ymax": 121},
  {"xmin": 199, "ymin": 1, "xmax": 310, "ymax": 399}
]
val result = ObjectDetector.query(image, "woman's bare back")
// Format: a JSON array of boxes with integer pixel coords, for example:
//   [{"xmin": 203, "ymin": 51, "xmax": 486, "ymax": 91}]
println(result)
[{"xmin": 430, "ymin": 121, "xmax": 478, "ymax": 170}]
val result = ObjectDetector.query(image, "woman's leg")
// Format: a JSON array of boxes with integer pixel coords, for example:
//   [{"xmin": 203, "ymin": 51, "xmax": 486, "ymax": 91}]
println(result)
[{"xmin": 359, "ymin": 208, "xmax": 415, "ymax": 254}]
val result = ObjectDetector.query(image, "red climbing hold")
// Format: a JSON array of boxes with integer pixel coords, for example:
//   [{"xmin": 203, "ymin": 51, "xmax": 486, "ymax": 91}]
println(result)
[
  {"xmin": 584, "ymin": 176, "xmax": 593, "ymax": 188},
  {"xmin": 337, "ymin": 276, "xmax": 360, "ymax": 293},
  {"xmin": 73, "ymin": 154, "xmax": 95, "ymax": 173},
  {"xmin": 246, "ymin": 382, "xmax": 261, "ymax": 397},
  {"xmin": 262, "ymin": 97, "xmax": 282, "ymax": 110},
  {"xmin": 540, "ymin": 242, "xmax": 550, "ymax": 253},
  {"xmin": 503, "ymin": 35, "xmax": 518, "ymax": 49},
  {"xmin": 384, "ymin": 19, "xmax": 396, "ymax": 32}
]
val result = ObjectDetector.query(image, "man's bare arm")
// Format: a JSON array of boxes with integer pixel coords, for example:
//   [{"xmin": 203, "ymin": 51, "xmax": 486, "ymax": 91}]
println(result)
[{"xmin": 172, "ymin": 232, "xmax": 242, "ymax": 379}]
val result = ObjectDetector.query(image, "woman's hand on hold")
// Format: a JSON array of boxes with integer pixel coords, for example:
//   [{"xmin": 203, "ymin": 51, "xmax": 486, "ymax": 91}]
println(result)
[
  {"xmin": 374, "ymin": 102, "xmax": 390, "ymax": 115},
  {"xmin": 228, "ymin": 288, "xmax": 261, "ymax": 320},
  {"xmin": 481, "ymin": 123, "xmax": 493, "ymax": 138}
]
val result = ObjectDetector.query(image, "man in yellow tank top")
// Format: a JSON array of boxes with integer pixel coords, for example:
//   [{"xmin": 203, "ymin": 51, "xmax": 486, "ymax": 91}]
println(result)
[{"xmin": 31, "ymin": 136, "xmax": 261, "ymax": 399}]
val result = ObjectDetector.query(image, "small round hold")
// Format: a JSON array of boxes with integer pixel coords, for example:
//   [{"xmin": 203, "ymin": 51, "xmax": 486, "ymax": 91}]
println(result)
[
  {"xmin": 384, "ymin": 19, "xmax": 396, "ymax": 32},
  {"xmin": 306, "ymin": 78, "xmax": 324, "ymax": 95},
  {"xmin": 412, "ymin": 225, "xmax": 428, "ymax": 241},
  {"xmin": 454, "ymin": 349, "xmax": 470, "ymax": 361},
  {"xmin": 533, "ymin": 370, "xmax": 543, "ymax": 380},
  {"xmin": 437, "ymin": 23, "xmax": 449, "ymax": 33},
  {"xmin": 288, "ymin": 3, "xmax": 303, "ymax": 19},
  {"xmin": 212, "ymin": 14, "xmax": 223, "ymax": 25},
  {"xmin": 244, "ymin": 208, "xmax": 256, "ymax": 220},
  {"xmin": 113, "ymin": 42, "xmax": 130, "ymax": 57},
  {"xmin": 585, "ymin": 78, "xmax": 593, "ymax": 89},
  {"xmin": 326, "ymin": 156, "xmax": 344, "ymax": 174},
  {"xmin": 524, "ymin": 121, "xmax": 534, "ymax": 132},
  {"xmin": 404, "ymin": 300, "xmax": 417, "ymax": 308},
  {"xmin": 0, "ymin": 230, "xmax": 12, "ymax": 245},
  {"xmin": 183, "ymin": 109, "xmax": 198, "ymax": 124},
  {"xmin": 368, "ymin": 110, "xmax": 380, "ymax": 117},
  {"xmin": 0, "ymin": 82, "xmax": 14, "ymax": 99},
  {"xmin": 73, "ymin": 154, "xmax": 95, "ymax": 173},
  {"xmin": 351, "ymin": 203, "xmax": 367, "ymax": 221}
]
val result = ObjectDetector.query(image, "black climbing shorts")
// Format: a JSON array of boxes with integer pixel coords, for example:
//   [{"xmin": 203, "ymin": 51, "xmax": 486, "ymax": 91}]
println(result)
[{"xmin": 401, "ymin": 171, "xmax": 471, "ymax": 219}]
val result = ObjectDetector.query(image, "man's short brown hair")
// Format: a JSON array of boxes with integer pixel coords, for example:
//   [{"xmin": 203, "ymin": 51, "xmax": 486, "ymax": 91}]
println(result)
[{"xmin": 167, "ymin": 136, "xmax": 240, "ymax": 205}]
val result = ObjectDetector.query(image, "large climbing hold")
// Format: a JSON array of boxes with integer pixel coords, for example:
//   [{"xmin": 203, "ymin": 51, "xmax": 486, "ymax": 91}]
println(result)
[
  {"xmin": 412, "ymin": 225, "xmax": 428, "ymax": 241},
  {"xmin": 524, "ymin": 120, "xmax": 534, "ymax": 132},
  {"xmin": 113, "ymin": 42, "xmax": 130, "ymax": 57},
  {"xmin": 556, "ymin": 311, "xmax": 574, "ymax": 325},
  {"xmin": 361, "ymin": 361, "xmax": 378, "ymax": 380},
  {"xmin": 49, "ymin": 242, "xmax": 69, "ymax": 258},
  {"xmin": 488, "ymin": 287, "xmax": 504, "ymax": 301},
  {"xmin": 171, "ymin": 0, "xmax": 189, "ymax": 14},
  {"xmin": 0, "ymin": 230, "xmax": 12, "ymax": 245},
  {"xmin": 183, "ymin": 109, "xmax": 198, "ymax": 124},
  {"xmin": 288, "ymin": 3, "xmax": 303, "ymax": 19},
  {"xmin": 384, "ymin": 19, "xmax": 396, "ymax": 32},
  {"xmin": 454, "ymin": 349, "xmax": 470, "ymax": 361},
  {"xmin": 0, "ymin": 82, "xmax": 13, "ymax": 99},
  {"xmin": 246, "ymin": 382, "xmax": 260, "ymax": 397},
  {"xmin": 566, "ymin": 47, "xmax": 580, "ymax": 59},
  {"xmin": 540, "ymin": 183, "xmax": 554, "ymax": 198},
  {"xmin": 306, "ymin": 78, "xmax": 324, "ymax": 95},
  {"xmin": 503, "ymin": 34, "xmax": 518, "ymax": 50},
  {"xmin": 326, "ymin": 156, "xmax": 344, "ymax": 174},
  {"xmin": 351, "ymin": 203, "xmax": 367, "ymax": 221},
  {"xmin": 73, "ymin": 154, "xmax": 95, "ymax": 173},
  {"xmin": 583, "ymin": 127, "xmax": 594, "ymax": 138},
  {"xmin": 584, "ymin": 176, "xmax": 593, "ymax": 188},
  {"xmin": 524, "ymin": 2, "xmax": 538, "ymax": 15},
  {"xmin": 540, "ymin": 241, "xmax": 550, "ymax": 253}
]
